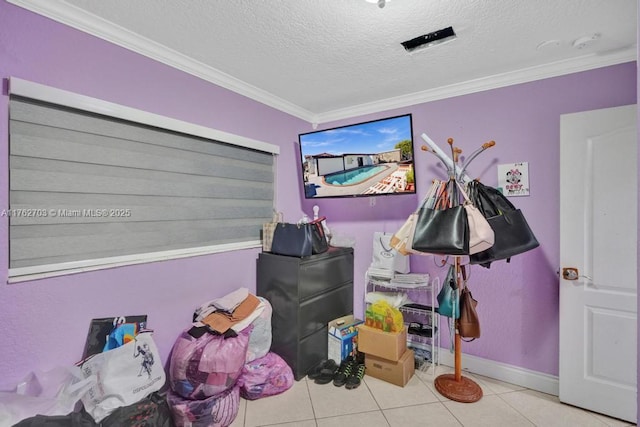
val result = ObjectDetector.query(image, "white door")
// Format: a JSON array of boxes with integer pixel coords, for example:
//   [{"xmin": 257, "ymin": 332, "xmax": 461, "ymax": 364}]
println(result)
[{"xmin": 559, "ymin": 104, "xmax": 637, "ymax": 423}]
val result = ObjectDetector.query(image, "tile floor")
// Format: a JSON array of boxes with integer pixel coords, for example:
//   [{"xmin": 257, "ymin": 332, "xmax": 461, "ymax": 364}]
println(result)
[{"xmin": 229, "ymin": 365, "xmax": 636, "ymax": 427}]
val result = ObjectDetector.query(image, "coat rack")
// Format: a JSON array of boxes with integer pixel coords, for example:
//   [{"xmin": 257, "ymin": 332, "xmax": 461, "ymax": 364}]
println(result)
[{"xmin": 421, "ymin": 136, "xmax": 495, "ymax": 403}]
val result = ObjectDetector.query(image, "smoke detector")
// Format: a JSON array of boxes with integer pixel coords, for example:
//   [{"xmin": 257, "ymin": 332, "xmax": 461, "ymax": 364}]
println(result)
[{"xmin": 401, "ymin": 27, "xmax": 457, "ymax": 53}]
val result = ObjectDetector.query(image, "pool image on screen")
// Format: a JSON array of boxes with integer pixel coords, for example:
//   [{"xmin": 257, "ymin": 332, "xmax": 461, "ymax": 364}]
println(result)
[
  {"xmin": 325, "ymin": 165, "xmax": 387, "ymax": 186},
  {"xmin": 298, "ymin": 114, "xmax": 416, "ymax": 199}
]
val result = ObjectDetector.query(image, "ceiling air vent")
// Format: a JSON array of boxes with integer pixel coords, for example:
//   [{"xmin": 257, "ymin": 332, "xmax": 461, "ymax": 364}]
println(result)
[{"xmin": 401, "ymin": 26, "xmax": 457, "ymax": 53}]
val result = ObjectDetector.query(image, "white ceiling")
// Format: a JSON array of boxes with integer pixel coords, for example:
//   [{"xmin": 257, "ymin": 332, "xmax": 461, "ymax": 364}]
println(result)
[{"xmin": 9, "ymin": 0, "xmax": 638, "ymax": 123}]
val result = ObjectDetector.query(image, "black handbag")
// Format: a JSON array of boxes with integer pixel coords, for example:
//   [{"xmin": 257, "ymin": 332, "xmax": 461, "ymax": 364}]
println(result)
[
  {"xmin": 467, "ymin": 181, "xmax": 539, "ymax": 267},
  {"xmin": 271, "ymin": 222, "xmax": 313, "ymax": 257},
  {"xmin": 411, "ymin": 179, "xmax": 470, "ymax": 256},
  {"xmin": 271, "ymin": 217, "xmax": 328, "ymax": 257}
]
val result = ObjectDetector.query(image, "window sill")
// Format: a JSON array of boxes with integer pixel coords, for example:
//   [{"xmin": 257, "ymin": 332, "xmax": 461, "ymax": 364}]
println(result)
[{"xmin": 8, "ymin": 241, "xmax": 261, "ymax": 283}]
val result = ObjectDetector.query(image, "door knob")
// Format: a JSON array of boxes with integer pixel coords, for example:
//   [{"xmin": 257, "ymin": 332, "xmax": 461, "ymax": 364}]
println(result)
[
  {"xmin": 562, "ymin": 267, "xmax": 579, "ymax": 280},
  {"xmin": 561, "ymin": 267, "xmax": 592, "ymax": 281}
]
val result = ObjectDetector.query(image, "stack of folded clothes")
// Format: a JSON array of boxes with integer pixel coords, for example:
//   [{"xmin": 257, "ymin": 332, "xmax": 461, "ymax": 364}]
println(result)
[{"xmin": 193, "ymin": 287, "xmax": 261, "ymax": 335}]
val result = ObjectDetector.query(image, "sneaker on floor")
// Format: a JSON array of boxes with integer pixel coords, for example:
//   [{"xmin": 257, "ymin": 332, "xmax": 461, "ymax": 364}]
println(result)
[
  {"xmin": 332, "ymin": 357, "xmax": 355, "ymax": 387},
  {"xmin": 307, "ymin": 359, "xmax": 328, "ymax": 380},
  {"xmin": 345, "ymin": 362, "xmax": 365, "ymax": 390},
  {"xmin": 313, "ymin": 359, "xmax": 339, "ymax": 385},
  {"xmin": 308, "ymin": 359, "xmax": 338, "ymax": 381}
]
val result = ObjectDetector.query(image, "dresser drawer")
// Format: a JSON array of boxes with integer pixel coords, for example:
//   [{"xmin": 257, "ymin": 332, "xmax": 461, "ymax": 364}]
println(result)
[
  {"xmin": 299, "ymin": 253, "xmax": 353, "ymax": 301},
  {"xmin": 299, "ymin": 284, "xmax": 353, "ymax": 338}
]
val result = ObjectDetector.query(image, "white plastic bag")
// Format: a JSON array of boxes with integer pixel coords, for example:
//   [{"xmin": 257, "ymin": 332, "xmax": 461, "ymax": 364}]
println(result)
[
  {"xmin": 242, "ymin": 297, "xmax": 273, "ymax": 363},
  {"xmin": 79, "ymin": 330, "xmax": 166, "ymax": 423},
  {"xmin": 0, "ymin": 366, "xmax": 95, "ymax": 426}
]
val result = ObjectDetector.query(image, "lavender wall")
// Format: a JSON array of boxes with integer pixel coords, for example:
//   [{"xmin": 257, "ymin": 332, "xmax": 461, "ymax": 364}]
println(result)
[
  {"xmin": 312, "ymin": 63, "xmax": 637, "ymax": 376},
  {"xmin": 0, "ymin": 3, "xmax": 309, "ymax": 389},
  {"xmin": 0, "ymin": 1, "xmax": 636, "ymax": 390}
]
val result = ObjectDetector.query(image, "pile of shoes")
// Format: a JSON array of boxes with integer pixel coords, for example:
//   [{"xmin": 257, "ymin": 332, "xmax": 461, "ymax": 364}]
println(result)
[
  {"xmin": 407, "ymin": 321, "xmax": 436, "ymax": 338},
  {"xmin": 307, "ymin": 355, "xmax": 366, "ymax": 390}
]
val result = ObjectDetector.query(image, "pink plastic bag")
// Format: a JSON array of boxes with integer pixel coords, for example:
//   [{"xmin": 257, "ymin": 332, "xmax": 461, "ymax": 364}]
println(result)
[
  {"xmin": 169, "ymin": 327, "xmax": 250, "ymax": 400},
  {"xmin": 238, "ymin": 352, "xmax": 293, "ymax": 400},
  {"xmin": 167, "ymin": 385, "xmax": 239, "ymax": 427}
]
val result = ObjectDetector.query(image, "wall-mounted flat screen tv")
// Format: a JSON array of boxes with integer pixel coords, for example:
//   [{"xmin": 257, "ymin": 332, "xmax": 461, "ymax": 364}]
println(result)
[{"xmin": 298, "ymin": 114, "xmax": 416, "ymax": 199}]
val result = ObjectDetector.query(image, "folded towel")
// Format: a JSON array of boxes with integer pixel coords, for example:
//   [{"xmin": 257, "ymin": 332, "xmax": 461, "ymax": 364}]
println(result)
[
  {"xmin": 194, "ymin": 287, "xmax": 249, "ymax": 321},
  {"xmin": 201, "ymin": 294, "xmax": 260, "ymax": 334}
]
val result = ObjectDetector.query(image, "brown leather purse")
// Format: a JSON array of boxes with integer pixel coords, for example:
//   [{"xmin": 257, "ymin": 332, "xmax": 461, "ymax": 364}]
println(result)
[{"xmin": 458, "ymin": 266, "xmax": 480, "ymax": 340}]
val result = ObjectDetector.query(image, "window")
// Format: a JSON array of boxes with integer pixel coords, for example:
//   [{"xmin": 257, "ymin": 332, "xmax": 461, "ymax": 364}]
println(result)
[{"xmin": 7, "ymin": 78, "xmax": 279, "ymax": 282}]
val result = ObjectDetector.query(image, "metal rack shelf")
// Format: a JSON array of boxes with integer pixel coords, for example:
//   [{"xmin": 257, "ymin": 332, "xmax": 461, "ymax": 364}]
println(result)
[{"xmin": 365, "ymin": 271, "xmax": 439, "ymax": 374}]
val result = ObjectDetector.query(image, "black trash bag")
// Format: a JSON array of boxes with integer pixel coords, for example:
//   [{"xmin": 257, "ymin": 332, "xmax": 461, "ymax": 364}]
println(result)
[
  {"xmin": 13, "ymin": 409, "xmax": 97, "ymax": 427},
  {"xmin": 100, "ymin": 392, "xmax": 174, "ymax": 427}
]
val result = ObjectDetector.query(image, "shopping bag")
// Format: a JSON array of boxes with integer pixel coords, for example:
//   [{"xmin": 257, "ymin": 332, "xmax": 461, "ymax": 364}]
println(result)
[
  {"xmin": 371, "ymin": 231, "xmax": 410, "ymax": 273},
  {"xmin": 79, "ymin": 331, "xmax": 166, "ymax": 423},
  {"xmin": 262, "ymin": 211, "xmax": 283, "ymax": 252}
]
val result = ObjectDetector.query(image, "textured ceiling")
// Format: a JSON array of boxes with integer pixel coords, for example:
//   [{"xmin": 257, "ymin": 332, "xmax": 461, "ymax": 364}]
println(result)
[{"xmin": 9, "ymin": 0, "xmax": 638, "ymax": 123}]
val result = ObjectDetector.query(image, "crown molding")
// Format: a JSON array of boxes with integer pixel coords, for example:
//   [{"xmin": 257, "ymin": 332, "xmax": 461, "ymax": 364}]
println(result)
[
  {"xmin": 314, "ymin": 48, "xmax": 637, "ymax": 124},
  {"xmin": 9, "ymin": 0, "xmax": 637, "ymax": 126},
  {"xmin": 7, "ymin": 0, "xmax": 317, "ymax": 122}
]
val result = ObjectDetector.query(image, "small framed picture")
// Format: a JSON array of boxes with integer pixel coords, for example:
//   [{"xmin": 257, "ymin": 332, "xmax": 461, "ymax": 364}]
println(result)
[{"xmin": 497, "ymin": 162, "xmax": 529, "ymax": 196}]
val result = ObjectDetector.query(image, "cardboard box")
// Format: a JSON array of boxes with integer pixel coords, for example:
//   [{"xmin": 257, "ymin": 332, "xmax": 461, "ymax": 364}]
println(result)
[
  {"xmin": 356, "ymin": 324, "xmax": 407, "ymax": 361},
  {"xmin": 365, "ymin": 349, "xmax": 415, "ymax": 387},
  {"xmin": 328, "ymin": 315, "xmax": 364, "ymax": 362}
]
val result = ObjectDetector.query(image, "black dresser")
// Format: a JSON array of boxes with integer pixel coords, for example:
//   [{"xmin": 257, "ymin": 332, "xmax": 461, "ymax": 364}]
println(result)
[{"xmin": 257, "ymin": 247, "xmax": 354, "ymax": 380}]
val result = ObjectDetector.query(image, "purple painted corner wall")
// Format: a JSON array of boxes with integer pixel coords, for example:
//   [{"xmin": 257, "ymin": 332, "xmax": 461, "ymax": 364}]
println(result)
[
  {"xmin": 0, "ymin": 0, "xmax": 636, "ymax": 404},
  {"xmin": 313, "ymin": 64, "xmax": 637, "ymax": 377}
]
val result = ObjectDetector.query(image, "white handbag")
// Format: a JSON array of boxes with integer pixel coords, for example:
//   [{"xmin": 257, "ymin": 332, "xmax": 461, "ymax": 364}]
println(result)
[
  {"xmin": 79, "ymin": 331, "xmax": 166, "ymax": 422},
  {"xmin": 457, "ymin": 181, "xmax": 494, "ymax": 255},
  {"xmin": 391, "ymin": 179, "xmax": 447, "ymax": 256},
  {"xmin": 390, "ymin": 212, "xmax": 418, "ymax": 256}
]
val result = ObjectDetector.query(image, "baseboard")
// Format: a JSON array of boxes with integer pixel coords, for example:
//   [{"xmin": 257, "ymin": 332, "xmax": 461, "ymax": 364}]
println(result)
[{"xmin": 437, "ymin": 347, "xmax": 559, "ymax": 396}]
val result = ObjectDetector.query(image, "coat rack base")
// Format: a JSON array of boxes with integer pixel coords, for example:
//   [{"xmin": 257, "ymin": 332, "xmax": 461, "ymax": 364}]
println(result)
[{"xmin": 434, "ymin": 373, "xmax": 483, "ymax": 403}]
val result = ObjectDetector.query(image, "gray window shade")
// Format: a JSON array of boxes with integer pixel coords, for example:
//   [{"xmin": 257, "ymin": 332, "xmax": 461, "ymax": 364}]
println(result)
[{"xmin": 9, "ymin": 95, "xmax": 275, "ymax": 271}]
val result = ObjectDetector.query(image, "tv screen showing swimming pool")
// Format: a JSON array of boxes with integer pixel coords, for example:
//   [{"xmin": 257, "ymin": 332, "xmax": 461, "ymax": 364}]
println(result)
[{"xmin": 298, "ymin": 114, "xmax": 416, "ymax": 199}]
